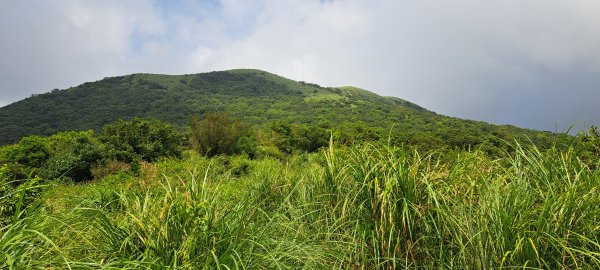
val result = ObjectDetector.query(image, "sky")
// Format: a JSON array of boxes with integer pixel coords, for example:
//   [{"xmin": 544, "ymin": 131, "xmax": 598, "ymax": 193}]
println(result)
[{"xmin": 1, "ymin": 0, "xmax": 599, "ymax": 132}]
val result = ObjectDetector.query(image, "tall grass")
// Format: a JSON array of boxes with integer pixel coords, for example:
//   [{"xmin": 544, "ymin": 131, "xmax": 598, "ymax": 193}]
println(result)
[
  {"xmin": 318, "ymin": 142, "xmax": 600, "ymax": 269},
  {"xmin": 0, "ymin": 179, "xmax": 69, "ymax": 269},
  {"xmin": 5, "ymin": 142, "xmax": 600, "ymax": 268}
]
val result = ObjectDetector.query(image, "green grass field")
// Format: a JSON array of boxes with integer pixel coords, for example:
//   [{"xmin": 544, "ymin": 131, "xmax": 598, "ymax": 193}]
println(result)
[{"xmin": 2, "ymin": 140, "xmax": 599, "ymax": 269}]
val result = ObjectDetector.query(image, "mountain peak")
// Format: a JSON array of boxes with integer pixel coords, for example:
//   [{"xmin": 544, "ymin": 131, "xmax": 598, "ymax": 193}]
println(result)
[{"xmin": 0, "ymin": 70, "xmax": 557, "ymax": 148}]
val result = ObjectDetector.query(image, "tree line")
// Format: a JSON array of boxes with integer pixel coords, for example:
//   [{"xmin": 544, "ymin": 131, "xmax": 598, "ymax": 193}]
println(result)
[{"xmin": 1, "ymin": 113, "xmax": 599, "ymax": 222}]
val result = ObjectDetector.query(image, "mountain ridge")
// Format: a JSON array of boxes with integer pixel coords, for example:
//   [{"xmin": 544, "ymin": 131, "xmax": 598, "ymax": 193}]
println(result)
[{"xmin": 0, "ymin": 69, "xmax": 561, "ymax": 150}]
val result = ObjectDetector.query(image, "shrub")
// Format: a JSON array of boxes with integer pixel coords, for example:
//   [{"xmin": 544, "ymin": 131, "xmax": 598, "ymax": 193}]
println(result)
[
  {"xmin": 0, "ymin": 165, "xmax": 43, "ymax": 224},
  {"xmin": 291, "ymin": 124, "xmax": 328, "ymax": 152},
  {"xmin": 43, "ymin": 131, "xmax": 106, "ymax": 182},
  {"xmin": 91, "ymin": 159, "xmax": 131, "ymax": 180},
  {"xmin": 102, "ymin": 118, "xmax": 184, "ymax": 162},
  {"xmin": 1, "ymin": 163, "xmax": 38, "ymax": 184},
  {"xmin": 577, "ymin": 125, "xmax": 600, "ymax": 165},
  {"xmin": 223, "ymin": 154, "xmax": 252, "ymax": 176},
  {"xmin": 0, "ymin": 136, "xmax": 50, "ymax": 168},
  {"xmin": 268, "ymin": 121, "xmax": 328, "ymax": 154},
  {"xmin": 0, "ymin": 131, "xmax": 107, "ymax": 182},
  {"xmin": 255, "ymin": 145, "xmax": 285, "ymax": 160},
  {"xmin": 189, "ymin": 113, "xmax": 247, "ymax": 157}
]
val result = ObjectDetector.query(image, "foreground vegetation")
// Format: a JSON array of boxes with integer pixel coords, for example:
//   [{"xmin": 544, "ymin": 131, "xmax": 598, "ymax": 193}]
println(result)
[{"xmin": 2, "ymin": 130, "xmax": 599, "ymax": 268}]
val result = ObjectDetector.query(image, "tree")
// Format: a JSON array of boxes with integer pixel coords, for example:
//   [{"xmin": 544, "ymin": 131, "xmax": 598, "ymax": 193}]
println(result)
[{"xmin": 189, "ymin": 113, "xmax": 247, "ymax": 157}]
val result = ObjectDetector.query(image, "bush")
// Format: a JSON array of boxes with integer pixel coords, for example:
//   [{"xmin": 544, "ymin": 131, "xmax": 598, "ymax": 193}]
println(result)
[
  {"xmin": 255, "ymin": 145, "xmax": 285, "ymax": 159},
  {"xmin": 0, "ymin": 165, "xmax": 43, "ymax": 224},
  {"xmin": 267, "ymin": 121, "xmax": 328, "ymax": 154},
  {"xmin": 0, "ymin": 131, "xmax": 107, "ymax": 182},
  {"xmin": 102, "ymin": 118, "xmax": 184, "ymax": 162},
  {"xmin": 91, "ymin": 159, "xmax": 131, "ymax": 179},
  {"xmin": 189, "ymin": 113, "xmax": 247, "ymax": 157},
  {"xmin": 223, "ymin": 154, "xmax": 252, "ymax": 176},
  {"xmin": 1, "ymin": 163, "xmax": 38, "ymax": 184},
  {"xmin": 0, "ymin": 136, "xmax": 50, "ymax": 168},
  {"xmin": 577, "ymin": 126, "xmax": 600, "ymax": 164},
  {"xmin": 43, "ymin": 131, "xmax": 106, "ymax": 182}
]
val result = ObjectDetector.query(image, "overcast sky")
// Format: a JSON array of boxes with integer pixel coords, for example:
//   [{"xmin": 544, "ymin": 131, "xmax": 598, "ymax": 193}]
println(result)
[{"xmin": 1, "ymin": 0, "xmax": 599, "ymax": 132}]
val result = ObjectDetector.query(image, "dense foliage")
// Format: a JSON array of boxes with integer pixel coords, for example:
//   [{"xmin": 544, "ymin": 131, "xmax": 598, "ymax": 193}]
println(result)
[
  {"xmin": 268, "ymin": 121, "xmax": 328, "ymax": 154},
  {"xmin": 0, "ymin": 69, "xmax": 567, "ymax": 153},
  {"xmin": 101, "ymin": 117, "xmax": 184, "ymax": 162},
  {"xmin": 43, "ymin": 132, "xmax": 104, "ymax": 181},
  {"xmin": 0, "ymin": 133, "xmax": 103, "ymax": 222},
  {"xmin": 189, "ymin": 112, "xmax": 247, "ymax": 157},
  {"xmin": 577, "ymin": 125, "xmax": 600, "ymax": 166},
  {"xmin": 0, "ymin": 131, "xmax": 105, "ymax": 183},
  {"xmin": 0, "ymin": 165, "xmax": 42, "ymax": 224}
]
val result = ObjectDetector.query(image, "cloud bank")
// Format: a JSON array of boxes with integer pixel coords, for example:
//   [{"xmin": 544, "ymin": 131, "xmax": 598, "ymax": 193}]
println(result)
[{"xmin": 1, "ymin": 0, "xmax": 599, "ymax": 131}]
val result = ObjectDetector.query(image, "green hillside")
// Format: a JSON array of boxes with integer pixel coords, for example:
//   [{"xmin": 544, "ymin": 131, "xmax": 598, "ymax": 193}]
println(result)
[{"xmin": 0, "ymin": 69, "xmax": 562, "ymax": 149}]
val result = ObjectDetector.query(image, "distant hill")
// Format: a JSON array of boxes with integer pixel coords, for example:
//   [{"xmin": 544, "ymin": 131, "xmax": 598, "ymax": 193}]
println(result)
[{"xmin": 0, "ymin": 69, "xmax": 564, "ymax": 149}]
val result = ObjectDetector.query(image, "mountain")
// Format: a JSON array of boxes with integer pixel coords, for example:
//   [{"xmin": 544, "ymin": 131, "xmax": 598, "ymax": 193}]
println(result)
[{"xmin": 0, "ymin": 69, "xmax": 563, "ymax": 149}]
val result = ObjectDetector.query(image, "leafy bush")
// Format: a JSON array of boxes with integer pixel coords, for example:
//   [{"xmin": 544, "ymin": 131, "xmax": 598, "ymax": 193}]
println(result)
[
  {"xmin": 255, "ymin": 145, "xmax": 286, "ymax": 159},
  {"xmin": 0, "ymin": 165, "xmax": 43, "ymax": 224},
  {"xmin": 189, "ymin": 113, "xmax": 247, "ymax": 157},
  {"xmin": 223, "ymin": 154, "xmax": 252, "ymax": 177},
  {"xmin": 290, "ymin": 124, "xmax": 328, "ymax": 152},
  {"xmin": 0, "ymin": 131, "xmax": 107, "ymax": 182},
  {"xmin": 577, "ymin": 125, "xmax": 600, "ymax": 165},
  {"xmin": 264, "ymin": 121, "xmax": 328, "ymax": 154},
  {"xmin": 102, "ymin": 118, "xmax": 184, "ymax": 162},
  {"xmin": 0, "ymin": 136, "xmax": 50, "ymax": 168},
  {"xmin": 91, "ymin": 159, "xmax": 131, "ymax": 179},
  {"xmin": 43, "ymin": 131, "xmax": 106, "ymax": 182},
  {"xmin": 0, "ymin": 163, "xmax": 38, "ymax": 184},
  {"xmin": 0, "ymin": 136, "xmax": 49, "ymax": 184}
]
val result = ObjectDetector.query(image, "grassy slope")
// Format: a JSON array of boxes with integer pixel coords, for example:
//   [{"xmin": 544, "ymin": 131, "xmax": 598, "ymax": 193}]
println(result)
[
  {"xmin": 4, "ymin": 143, "xmax": 599, "ymax": 269},
  {"xmin": 0, "ymin": 69, "xmax": 561, "ymax": 148}
]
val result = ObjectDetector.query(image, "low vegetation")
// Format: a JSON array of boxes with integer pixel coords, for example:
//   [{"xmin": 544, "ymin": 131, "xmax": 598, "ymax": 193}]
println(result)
[{"xmin": 1, "ymin": 114, "xmax": 598, "ymax": 269}]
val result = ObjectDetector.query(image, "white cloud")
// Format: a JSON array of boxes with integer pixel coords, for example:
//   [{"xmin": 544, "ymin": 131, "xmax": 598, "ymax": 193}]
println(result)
[{"xmin": 0, "ymin": 0, "xmax": 162, "ymax": 103}]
